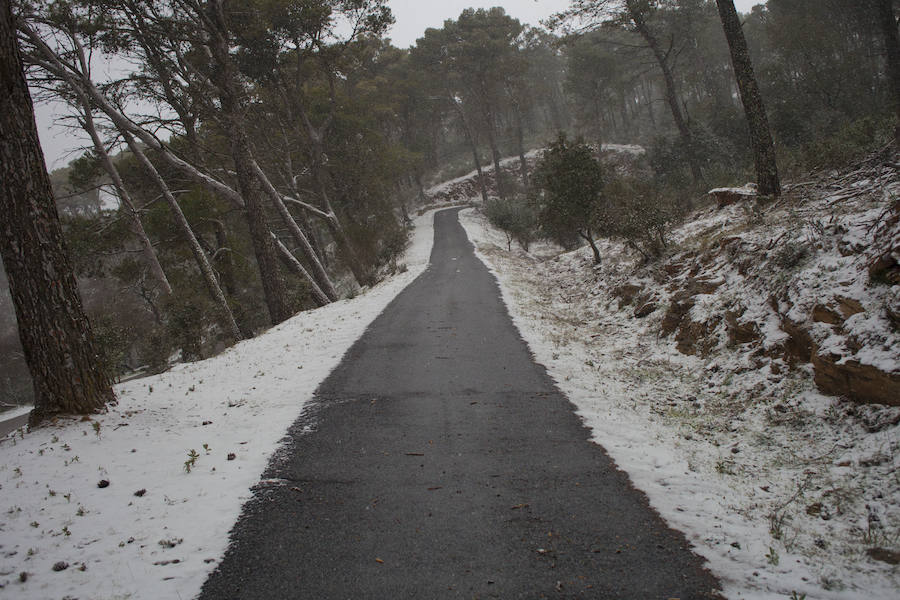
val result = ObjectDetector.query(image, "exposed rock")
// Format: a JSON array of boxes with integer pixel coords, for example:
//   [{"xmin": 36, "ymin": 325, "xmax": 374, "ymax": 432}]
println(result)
[
  {"xmin": 676, "ymin": 318, "xmax": 720, "ymax": 356},
  {"xmin": 726, "ymin": 310, "xmax": 760, "ymax": 346},
  {"xmin": 611, "ymin": 284, "xmax": 642, "ymax": 306},
  {"xmin": 634, "ymin": 302, "xmax": 658, "ymax": 318},
  {"xmin": 887, "ymin": 291, "xmax": 900, "ymax": 331},
  {"xmin": 664, "ymin": 262, "xmax": 685, "ymax": 277},
  {"xmin": 661, "ymin": 296, "xmax": 696, "ymax": 336},
  {"xmin": 812, "ymin": 351, "xmax": 900, "ymax": 406},
  {"xmin": 708, "ymin": 184, "xmax": 758, "ymax": 208},
  {"xmin": 780, "ymin": 318, "xmax": 814, "ymax": 366},
  {"xmin": 836, "ymin": 296, "xmax": 865, "ymax": 319},
  {"xmin": 812, "ymin": 304, "xmax": 843, "ymax": 325},
  {"xmin": 868, "ymin": 251, "xmax": 900, "ymax": 285},
  {"xmin": 867, "ymin": 548, "xmax": 900, "ymax": 565}
]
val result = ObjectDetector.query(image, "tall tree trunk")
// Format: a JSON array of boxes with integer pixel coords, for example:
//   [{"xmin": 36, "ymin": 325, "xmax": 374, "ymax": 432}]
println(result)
[
  {"xmin": 293, "ymin": 104, "xmax": 371, "ymax": 290},
  {"xmin": 309, "ymin": 149, "xmax": 374, "ymax": 288},
  {"xmin": 876, "ymin": 0, "xmax": 900, "ymax": 145},
  {"xmin": 121, "ymin": 131, "xmax": 244, "ymax": 342},
  {"xmin": 482, "ymin": 99, "xmax": 506, "ymax": 201},
  {"xmin": 80, "ymin": 105, "xmax": 173, "ymax": 296},
  {"xmin": 206, "ymin": 1, "xmax": 294, "ymax": 325},
  {"xmin": 716, "ymin": 0, "xmax": 781, "ymax": 197},
  {"xmin": 509, "ymin": 95, "xmax": 529, "ymax": 190},
  {"xmin": 629, "ymin": 4, "xmax": 703, "ymax": 184},
  {"xmin": 0, "ymin": 2, "xmax": 115, "ymax": 423},
  {"xmin": 450, "ymin": 95, "xmax": 490, "ymax": 203}
]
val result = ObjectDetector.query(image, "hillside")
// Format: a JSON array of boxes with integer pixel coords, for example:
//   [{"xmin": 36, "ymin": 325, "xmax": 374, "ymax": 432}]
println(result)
[{"xmin": 455, "ymin": 147, "xmax": 900, "ymax": 599}]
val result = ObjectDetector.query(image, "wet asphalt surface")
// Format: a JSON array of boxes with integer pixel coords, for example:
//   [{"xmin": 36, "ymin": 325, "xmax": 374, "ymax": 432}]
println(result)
[{"xmin": 199, "ymin": 208, "xmax": 721, "ymax": 599}]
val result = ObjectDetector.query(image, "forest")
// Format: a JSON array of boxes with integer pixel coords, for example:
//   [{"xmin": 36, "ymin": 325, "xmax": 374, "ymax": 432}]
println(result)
[{"xmin": 1, "ymin": 0, "xmax": 897, "ymax": 414}]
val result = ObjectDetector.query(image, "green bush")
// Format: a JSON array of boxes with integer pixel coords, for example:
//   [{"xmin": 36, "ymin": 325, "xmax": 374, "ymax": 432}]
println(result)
[{"xmin": 483, "ymin": 197, "xmax": 538, "ymax": 251}]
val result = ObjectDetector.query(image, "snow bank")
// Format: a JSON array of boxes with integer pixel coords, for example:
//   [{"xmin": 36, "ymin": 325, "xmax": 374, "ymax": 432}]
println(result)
[{"xmin": 0, "ymin": 209, "xmax": 437, "ymax": 600}]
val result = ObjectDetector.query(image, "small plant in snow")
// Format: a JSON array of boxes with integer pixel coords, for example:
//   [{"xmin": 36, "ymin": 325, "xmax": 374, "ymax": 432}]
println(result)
[
  {"xmin": 184, "ymin": 449, "xmax": 200, "ymax": 473},
  {"xmin": 92, "ymin": 421, "xmax": 101, "ymax": 438},
  {"xmin": 202, "ymin": 443, "xmax": 211, "ymax": 454},
  {"xmin": 789, "ymin": 592, "xmax": 806, "ymax": 600},
  {"xmin": 766, "ymin": 546, "xmax": 780, "ymax": 566},
  {"xmin": 62, "ymin": 525, "xmax": 71, "ymax": 537},
  {"xmin": 769, "ymin": 512, "xmax": 787, "ymax": 540}
]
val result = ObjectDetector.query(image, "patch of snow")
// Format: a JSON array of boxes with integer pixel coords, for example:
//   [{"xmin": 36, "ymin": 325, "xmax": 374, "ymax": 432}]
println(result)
[{"xmin": 0, "ymin": 209, "xmax": 438, "ymax": 600}]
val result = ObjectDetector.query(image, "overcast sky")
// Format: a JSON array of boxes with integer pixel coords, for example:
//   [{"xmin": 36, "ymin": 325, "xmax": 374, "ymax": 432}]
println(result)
[{"xmin": 35, "ymin": 0, "xmax": 762, "ymax": 169}]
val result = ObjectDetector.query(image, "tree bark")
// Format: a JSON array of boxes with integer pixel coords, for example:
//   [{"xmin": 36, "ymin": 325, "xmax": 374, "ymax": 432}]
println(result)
[
  {"xmin": 121, "ymin": 131, "xmax": 244, "ymax": 342},
  {"xmin": 628, "ymin": 3, "xmax": 703, "ymax": 184},
  {"xmin": 509, "ymin": 94, "xmax": 529, "ymax": 190},
  {"xmin": 716, "ymin": 0, "xmax": 781, "ymax": 197},
  {"xmin": 579, "ymin": 230, "xmax": 602, "ymax": 265},
  {"xmin": 271, "ymin": 233, "xmax": 331, "ymax": 307},
  {"xmin": 80, "ymin": 105, "xmax": 173, "ymax": 296},
  {"xmin": 206, "ymin": 0, "xmax": 295, "ymax": 325},
  {"xmin": 0, "ymin": 0, "xmax": 115, "ymax": 423},
  {"xmin": 876, "ymin": 0, "xmax": 900, "ymax": 145},
  {"xmin": 448, "ymin": 92, "xmax": 490, "ymax": 203},
  {"xmin": 482, "ymin": 98, "xmax": 506, "ymax": 200}
]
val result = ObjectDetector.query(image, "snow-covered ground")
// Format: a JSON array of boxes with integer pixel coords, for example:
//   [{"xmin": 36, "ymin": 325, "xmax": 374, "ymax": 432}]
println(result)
[
  {"xmin": 460, "ymin": 204, "xmax": 899, "ymax": 600},
  {"xmin": 0, "ymin": 210, "xmax": 438, "ymax": 599}
]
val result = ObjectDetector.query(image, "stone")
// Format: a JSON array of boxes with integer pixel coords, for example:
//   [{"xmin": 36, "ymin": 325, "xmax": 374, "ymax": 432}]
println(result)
[
  {"xmin": 866, "ymin": 548, "xmax": 900, "ymax": 565},
  {"xmin": 661, "ymin": 297, "xmax": 696, "ymax": 337},
  {"xmin": 611, "ymin": 284, "xmax": 642, "ymax": 306},
  {"xmin": 708, "ymin": 184, "xmax": 757, "ymax": 208},
  {"xmin": 634, "ymin": 302, "xmax": 658, "ymax": 318},
  {"xmin": 868, "ymin": 252, "xmax": 900, "ymax": 285},
  {"xmin": 675, "ymin": 318, "xmax": 720, "ymax": 356},
  {"xmin": 812, "ymin": 351, "xmax": 900, "ymax": 406},
  {"xmin": 726, "ymin": 310, "xmax": 760, "ymax": 345},
  {"xmin": 812, "ymin": 304, "xmax": 843, "ymax": 325},
  {"xmin": 836, "ymin": 296, "xmax": 864, "ymax": 319},
  {"xmin": 781, "ymin": 319, "xmax": 814, "ymax": 366}
]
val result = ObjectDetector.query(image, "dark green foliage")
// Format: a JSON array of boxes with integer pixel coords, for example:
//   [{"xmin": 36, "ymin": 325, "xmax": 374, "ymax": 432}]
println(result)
[
  {"xmin": 483, "ymin": 197, "xmax": 538, "ymax": 251},
  {"xmin": 531, "ymin": 135, "xmax": 606, "ymax": 261},
  {"xmin": 90, "ymin": 315, "xmax": 134, "ymax": 381}
]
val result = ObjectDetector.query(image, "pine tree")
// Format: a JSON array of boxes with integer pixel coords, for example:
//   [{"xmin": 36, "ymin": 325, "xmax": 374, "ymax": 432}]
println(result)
[
  {"xmin": 716, "ymin": 0, "xmax": 781, "ymax": 196},
  {"xmin": 0, "ymin": 0, "xmax": 115, "ymax": 423}
]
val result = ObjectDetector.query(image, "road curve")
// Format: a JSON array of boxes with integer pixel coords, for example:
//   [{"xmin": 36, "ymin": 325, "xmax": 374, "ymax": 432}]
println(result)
[{"xmin": 199, "ymin": 208, "xmax": 721, "ymax": 599}]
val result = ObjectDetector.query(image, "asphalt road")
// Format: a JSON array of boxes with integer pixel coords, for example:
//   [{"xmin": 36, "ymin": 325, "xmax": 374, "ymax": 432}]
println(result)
[{"xmin": 200, "ymin": 208, "xmax": 721, "ymax": 599}]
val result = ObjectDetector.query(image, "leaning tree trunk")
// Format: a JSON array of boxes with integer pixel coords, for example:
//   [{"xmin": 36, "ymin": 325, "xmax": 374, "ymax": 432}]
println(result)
[
  {"xmin": 716, "ymin": 0, "xmax": 781, "ymax": 197},
  {"xmin": 121, "ymin": 131, "xmax": 244, "ymax": 342},
  {"xmin": 629, "ymin": 5, "xmax": 703, "ymax": 185},
  {"xmin": 876, "ymin": 0, "xmax": 900, "ymax": 145},
  {"xmin": 0, "ymin": 2, "xmax": 115, "ymax": 423},
  {"xmin": 80, "ymin": 104, "xmax": 173, "ymax": 295},
  {"xmin": 206, "ymin": 2, "xmax": 294, "ymax": 326}
]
